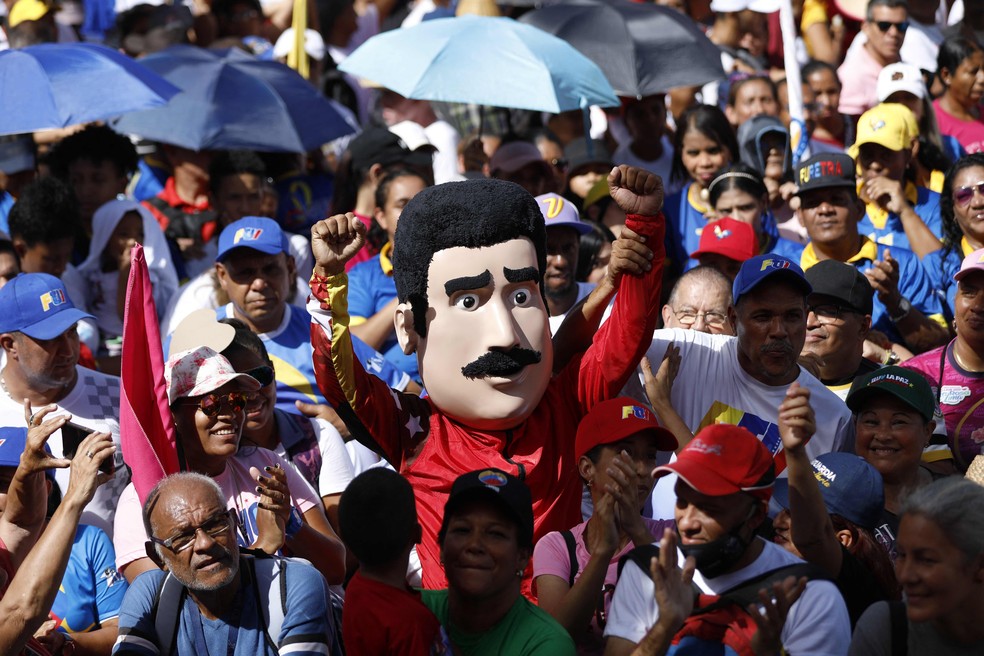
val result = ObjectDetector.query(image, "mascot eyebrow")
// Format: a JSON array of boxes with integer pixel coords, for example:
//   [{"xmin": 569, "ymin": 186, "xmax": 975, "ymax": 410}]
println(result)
[{"xmin": 443, "ymin": 267, "xmax": 540, "ymax": 297}]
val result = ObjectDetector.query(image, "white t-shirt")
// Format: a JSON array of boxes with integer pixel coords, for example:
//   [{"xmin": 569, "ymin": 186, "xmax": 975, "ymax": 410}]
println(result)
[
  {"xmin": 0, "ymin": 367, "xmax": 127, "ymax": 538},
  {"xmin": 314, "ymin": 417, "xmax": 356, "ymax": 497},
  {"xmin": 605, "ymin": 539, "xmax": 852, "ymax": 654},
  {"xmin": 623, "ymin": 329, "xmax": 855, "ymax": 461},
  {"xmin": 112, "ymin": 447, "xmax": 320, "ymax": 571}
]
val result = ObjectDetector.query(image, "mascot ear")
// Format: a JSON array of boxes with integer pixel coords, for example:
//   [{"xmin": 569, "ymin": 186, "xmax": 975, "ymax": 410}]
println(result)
[{"xmin": 395, "ymin": 302, "xmax": 419, "ymax": 355}]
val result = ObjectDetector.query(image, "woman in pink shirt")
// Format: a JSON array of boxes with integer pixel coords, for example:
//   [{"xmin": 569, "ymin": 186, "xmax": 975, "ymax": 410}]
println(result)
[{"xmin": 934, "ymin": 36, "xmax": 984, "ymax": 154}]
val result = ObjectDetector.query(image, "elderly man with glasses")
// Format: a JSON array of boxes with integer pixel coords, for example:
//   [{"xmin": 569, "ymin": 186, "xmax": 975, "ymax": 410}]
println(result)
[{"xmin": 113, "ymin": 472, "xmax": 335, "ymax": 656}]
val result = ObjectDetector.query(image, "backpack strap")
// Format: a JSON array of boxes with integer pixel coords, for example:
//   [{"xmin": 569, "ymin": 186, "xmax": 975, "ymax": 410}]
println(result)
[
  {"xmin": 617, "ymin": 543, "xmax": 662, "ymax": 580},
  {"xmin": 561, "ymin": 530, "xmax": 579, "ymax": 588},
  {"xmin": 889, "ymin": 600, "xmax": 908, "ymax": 656},
  {"xmin": 248, "ymin": 554, "xmax": 288, "ymax": 650},
  {"xmin": 153, "ymin": 572, "xmax": 187, "ymax": 654},
  {"xmin": 696, "ymin": 562, "xmax": 831, "ymax": 615}
]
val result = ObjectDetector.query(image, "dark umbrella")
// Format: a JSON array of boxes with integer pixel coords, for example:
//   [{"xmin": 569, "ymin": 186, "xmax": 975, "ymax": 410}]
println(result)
[
  {"xmin": 112, "ymin": 45, "xmax": 357, "ymax": 152},
  {"xmin": 519, "ymin": 0, "xmax": 725, "ymax": 97}
]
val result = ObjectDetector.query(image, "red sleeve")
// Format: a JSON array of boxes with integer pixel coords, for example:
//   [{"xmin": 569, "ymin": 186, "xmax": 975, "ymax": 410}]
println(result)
[
  {"xmin": 308, "ymin": 274, "xmax": 430, "ymax": 468},
  {"xmin": 564, "ymin": 212, "xmax": 666, "ymax": 414}
]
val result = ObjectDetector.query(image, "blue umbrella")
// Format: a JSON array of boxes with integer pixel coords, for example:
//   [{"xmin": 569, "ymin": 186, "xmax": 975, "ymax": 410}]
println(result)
[
  {"xmin": 113, "ymin": 46, "xmax": 358, "ymax": 152},
  {"xmin": 339, "ymin": 16, "xmax": 619, "ymax": 113},
  {"xmin": 0, "ymin": 43, "xmax": 180, "ymax": 137}
]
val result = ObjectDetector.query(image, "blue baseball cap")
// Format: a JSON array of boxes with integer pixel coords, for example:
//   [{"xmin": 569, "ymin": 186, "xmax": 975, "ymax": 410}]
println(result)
[
  {"xmin": 216, "ymin": 217, "xmax": 290, "ymax": 262},
  {"xmin": 0, "ymin": 273, "xmax": 95, "ymax": 340},
  {"xmin": 0, "ymin": 426, "xmax": 27, "ymax": 468},
  {"xmin": 733, "ymin": 254, "xmax": 811, "ymax": 305},
  {"xmin": 772, "ymin": 452, "xmax": 884, "ymax": 530},
  {"xmin": 534, "ymin": 193, "xmax": 591, "ymax": 235}
]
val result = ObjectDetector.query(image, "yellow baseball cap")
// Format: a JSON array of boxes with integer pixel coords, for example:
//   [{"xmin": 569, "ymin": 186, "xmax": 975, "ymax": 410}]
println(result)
[
  {"xmin": 849, "ymin": 103, "xmax": 919, "ymax": 159},
  {"xmin": 8, "ymin": 0, "xmax": 52, "ymax": 28}
]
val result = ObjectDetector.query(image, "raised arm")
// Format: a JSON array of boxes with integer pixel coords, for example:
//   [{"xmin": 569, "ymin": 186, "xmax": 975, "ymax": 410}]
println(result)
[{"xmin": 778, "ymin": 383, "xmax": 843, "ymax": 578}]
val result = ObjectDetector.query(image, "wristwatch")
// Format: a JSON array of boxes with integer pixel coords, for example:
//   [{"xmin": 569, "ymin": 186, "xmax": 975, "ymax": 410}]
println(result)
[{"xmin": 890, "ymin": 297, "xmax": 912, "ymax": 322}]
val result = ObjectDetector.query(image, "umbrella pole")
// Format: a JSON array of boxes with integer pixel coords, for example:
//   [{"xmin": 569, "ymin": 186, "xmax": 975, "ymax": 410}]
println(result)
[
  {"xmin": 779, "ymin": 0, "xmax": 809, "ymax": 164},
  {"xmin": 478, "ymin": 105, "xmax": 484, "ymax": 137}
]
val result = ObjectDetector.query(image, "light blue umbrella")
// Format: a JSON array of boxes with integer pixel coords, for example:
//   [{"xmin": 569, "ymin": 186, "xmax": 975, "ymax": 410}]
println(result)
[
  {"xmin": 0, "ymin": 43, "xmax": 179, "ymax": 137},
  {"xmin": 339, "ymin": 15, "xmax": 619, "ymax": 113}
]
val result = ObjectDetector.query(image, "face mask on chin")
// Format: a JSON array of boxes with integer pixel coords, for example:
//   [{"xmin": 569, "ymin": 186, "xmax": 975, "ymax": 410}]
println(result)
[{"xmin": 677, "ymin": 504, "xmax": 758, "ymax": 579}]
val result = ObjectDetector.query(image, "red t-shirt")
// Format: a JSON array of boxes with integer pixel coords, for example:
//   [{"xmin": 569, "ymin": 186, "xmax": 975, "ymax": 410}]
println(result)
[{"xmin": 342, "ymin": 571, "xmax": 442, "ymax": 655}]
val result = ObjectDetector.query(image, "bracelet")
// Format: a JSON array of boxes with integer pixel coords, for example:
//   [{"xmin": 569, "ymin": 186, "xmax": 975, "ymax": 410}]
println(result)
[{"xmin": 883, "ymin": 350, "xmax": 901, "ymax": 365}]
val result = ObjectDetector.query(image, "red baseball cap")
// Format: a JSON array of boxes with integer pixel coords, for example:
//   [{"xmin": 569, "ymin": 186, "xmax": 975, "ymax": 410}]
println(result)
[
  {"xmin": 690, "ymin": 217, "xmax": 757, "ymax": 263},
  {"xmin": 575, "ymin": 398, "xmax": 678, "ymax": 457},
  {"xmin": 653, "ymin": 424, "xmax": 775, "ymax": 502}
]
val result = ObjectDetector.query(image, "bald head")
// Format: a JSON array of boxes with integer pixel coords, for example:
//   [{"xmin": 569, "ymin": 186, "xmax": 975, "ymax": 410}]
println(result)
[{"xmin": 663, "ymin": 266, "xmax": 735, "ymax": 335}]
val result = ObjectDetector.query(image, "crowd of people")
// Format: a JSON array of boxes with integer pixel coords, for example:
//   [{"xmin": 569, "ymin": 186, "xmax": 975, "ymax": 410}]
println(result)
[{"xmin": 2, "ymin": 0, "xmax": 984, "ymax": 654}]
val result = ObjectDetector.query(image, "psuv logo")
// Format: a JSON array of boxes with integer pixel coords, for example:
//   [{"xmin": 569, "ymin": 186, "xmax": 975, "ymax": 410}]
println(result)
[
  {"xmin": 234, "ymin": 227, "xmax": 263, "ymax": 244},
  {"xmin": 40, "ymin": 289, "xmax": 66, "ymax": 312},
  {"xmin": 759, "ymin": 258, "xmax": 791, "ymax": 272},
  {"xmin": 621, "ymin": 405, "xmax": 648, "ymax": 420}
]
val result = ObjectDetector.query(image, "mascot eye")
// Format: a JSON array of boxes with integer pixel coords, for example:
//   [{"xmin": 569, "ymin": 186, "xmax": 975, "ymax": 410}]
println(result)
[
  {"xmin": 454, "ymin": 293, "xmax": 480, "ymax": 310},
  {"xmin": 512, "ymin": 289, "xmax": 530, "ymax": 306}
]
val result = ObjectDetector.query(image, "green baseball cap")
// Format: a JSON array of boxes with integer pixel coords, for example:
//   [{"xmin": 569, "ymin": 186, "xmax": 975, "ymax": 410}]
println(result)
[{"xmin": 846, "ymin": 365, "xmax": 935, "ymax": 422}]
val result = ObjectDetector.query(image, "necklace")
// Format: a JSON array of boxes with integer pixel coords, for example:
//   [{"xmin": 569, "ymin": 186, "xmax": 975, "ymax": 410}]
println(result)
[{"xmin": 953, "ymin": 343, "xmax": 984, "ymax": 373}]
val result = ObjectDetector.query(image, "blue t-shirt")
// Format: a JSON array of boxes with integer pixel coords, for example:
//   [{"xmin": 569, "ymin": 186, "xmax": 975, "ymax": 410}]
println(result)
[
  {"xmin": 800, "ymin": 239, "xmax": 945, "ymax": 346},
  {"xmin": 215, "ymin": 304, "xmax": 409, "ymax": 414},
  {"xmin": 0, "ymin": 190, "xmax": 13, "ymax": 235},
  {"xmin": 858, "ymin": 185, "xmax": 942, "ymax": 251},
  {"xmin": 113, "ymin": 557, "xmax": 333, "ymax": 656},
  {"xmin": 347, "ymin": 248, "xmax": 420, "ymax": 381},
  {"xmin": 922, "ymin": 245, "xmax": 964, "ymax": 327},
  {"xmin": 52, "ymin": 525, "xmax": 128, "ymax": 634}
]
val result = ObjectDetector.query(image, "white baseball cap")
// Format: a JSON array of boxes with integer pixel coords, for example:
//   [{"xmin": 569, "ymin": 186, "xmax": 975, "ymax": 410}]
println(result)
[{"xmin": 877, "ymin": 63, "xmax": 926, "ymax": 102}]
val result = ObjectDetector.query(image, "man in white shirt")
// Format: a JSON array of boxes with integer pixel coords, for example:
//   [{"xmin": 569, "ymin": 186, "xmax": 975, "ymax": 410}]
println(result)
[{"xmin": 603, "ymin": 423, "xmax": 852, "ymax": 655}]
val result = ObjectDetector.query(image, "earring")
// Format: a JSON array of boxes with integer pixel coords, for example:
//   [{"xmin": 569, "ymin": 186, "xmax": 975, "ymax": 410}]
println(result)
[{"xmin": 515, "ymin": 569, "xmax": 524, "ymax": 577}]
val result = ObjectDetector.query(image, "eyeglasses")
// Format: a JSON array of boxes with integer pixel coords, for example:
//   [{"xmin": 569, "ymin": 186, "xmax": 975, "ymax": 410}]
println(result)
[
  {"xmin": 874, "ymin": 20, "xmax": 909, "ymax": 33},
  {"xmin": 177, "ymin": 392, "xmax": 249, "ymax": 418},
  {"xmin": 954, "ymin": 181, "xmax": 984, "ymax": 207},
  {"xmin": 674, "ymin": 309, "xmax": 728, "ymax": 328},
  {"xmin": 149, "ymin": 509, "xmax": 234, "ymax": 553},
  {"xmin": 808, "ymin": 303, "xmax": 857, "ymax": 322},
  {"xmin": 245, "ymin": 365, "xmax": 275, "ymax": 388}
]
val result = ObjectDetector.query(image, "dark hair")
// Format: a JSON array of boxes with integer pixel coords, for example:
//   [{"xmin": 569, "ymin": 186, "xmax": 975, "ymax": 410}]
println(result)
[
  {"xmin": 339, "ymin": 468, "xmax": 419, "ymax": 567},
  {"xmin": 940, "ymin": 153, "xmax": 984, "ymax": 262},
  {"xmin": 393, "ymin": 179, "xmax": 546, "ymax": 337},
  {"xmin": 801, "ymin": 60, "xmax": 840, "ymax": 86},
  {"xmin": 373, "ymin": 167, "xmax": 428, "ymax": 212},
  {"xmin": 831, "ymin": 514, "xmax": 901, "ymax": 601},
  {"xmin": 208, "ymin": 150, "xmax": 266, "ymax": 197},
  {"xmin": 219, "ymin": 317, "xmax": 271, "ymax": 363},
  {"xmin": 48, "ymin": 125, "xmax": 138, "ymax": 181},
  {"xmin": 707, "ymin": 163, "xmax": 769, "ymax": 208},
  {"xmin": 0, "ymin": 239, "xmax": 20, "ymax": 267},
  {"xmin": 212, "ymin": 0, "xmax": 262, "ymax": 19},
  {"xmin": 8, "ymin": 177, "xmax": 81, "ymax": 247},
  {"xmin": 937, "ymin": 36, "xmax": 982, "ymax": 84},
  {"xmin": 727, "ymin": 75, "xmax": 778, "ymax": 109},
  {"xmin": 671, "ymin": 105, "xmax": 739, "ymax": 184},
  {"xmin": 866, "ymin": 0, "xmax": 908, "ymax": 20},
  {"xmin": 575, "ymin": 221, "xmax": 615, "ymax": 282}
]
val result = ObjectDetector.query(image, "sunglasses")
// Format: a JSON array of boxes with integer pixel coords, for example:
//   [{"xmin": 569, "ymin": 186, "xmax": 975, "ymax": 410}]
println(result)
[
  {"xmin": 874, "ymin": 20, "xmax": 908, "ymax": 33},
  {"xmin": 954, "ymin": 181, "xmax": 984, "ymax": 207},
  {"xmin": 177, "ymin": 392, "xmax": 249, "ymax": 418},
  {"xmin": 245, "ymin": 365, "xmax": 275, "ymax": 388}
]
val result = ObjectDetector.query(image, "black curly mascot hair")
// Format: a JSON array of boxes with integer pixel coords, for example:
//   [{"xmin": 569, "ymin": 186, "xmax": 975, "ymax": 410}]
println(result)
[{"xmin": 392, "ymin": 179, "xmax": 547, "ymax": 338}]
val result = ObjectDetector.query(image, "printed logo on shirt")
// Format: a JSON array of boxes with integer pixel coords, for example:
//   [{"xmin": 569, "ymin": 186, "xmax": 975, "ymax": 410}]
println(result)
[
  {"xmin": 698, "ymin": 401, "xmax": 786, "ymax": 471},
  {"xmin": 39, "ymin": 289, "xmax": 66, "ymax": 312},
  {"xmin": 940, "ymin": 385, "xmax": 972, "ymax": 405},
  {"xmin": 233, "ymin": 227, "xmax": 263, "ymax": 244}
]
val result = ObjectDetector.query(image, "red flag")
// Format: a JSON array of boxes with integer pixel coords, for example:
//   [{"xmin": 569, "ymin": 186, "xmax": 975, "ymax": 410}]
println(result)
[{"xmin": 119, "ymin": 243, "xmax": 179, "ymax": 503}]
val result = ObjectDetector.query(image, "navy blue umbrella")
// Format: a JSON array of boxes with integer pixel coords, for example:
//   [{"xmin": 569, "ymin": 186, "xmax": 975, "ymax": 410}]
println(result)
[
  {"xmin": 113, "ymin": 46, "xmax": 358, "ymax": 152},
  {"xmin": 0, "ymin": 43, "xmax": 180, "ymax": 137}
]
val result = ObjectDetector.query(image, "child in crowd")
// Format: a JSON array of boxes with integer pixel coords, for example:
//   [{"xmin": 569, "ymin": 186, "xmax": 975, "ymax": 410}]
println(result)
[{"xmin": 339, "ymin": 468, "xmax": 444, "ymax": 655}]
